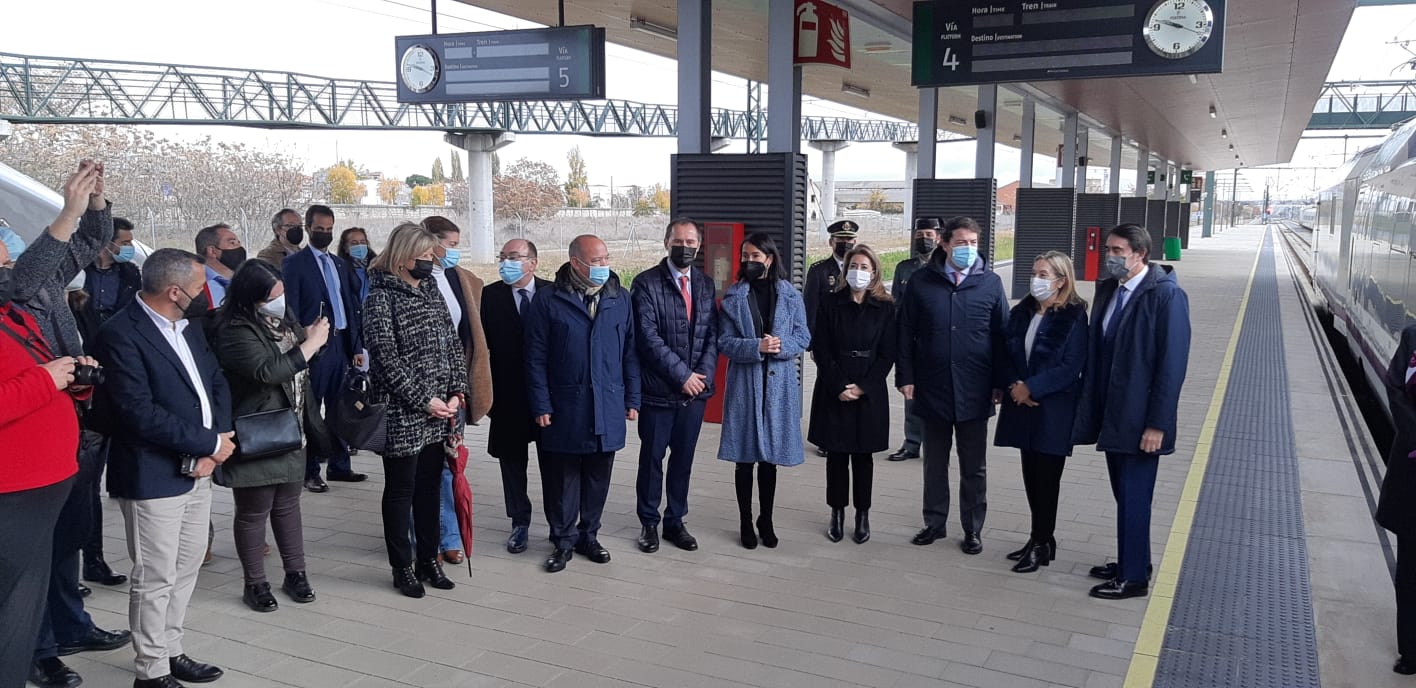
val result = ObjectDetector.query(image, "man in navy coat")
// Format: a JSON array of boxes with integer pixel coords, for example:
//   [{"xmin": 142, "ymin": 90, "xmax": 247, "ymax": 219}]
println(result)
[
  {"xmin": 1073, "ymin": 224, "xmax": 1191, "ymax": 600},
  {"xmin": 98, "ymin": 248, "xmax": 234, "ymax": 687},
  {"xmin": 281, "ymin": 204, "xmax": 366, "ymax": 492},
  {"xmin": 896, "ymin": 216, "xmax": 1008, "ymax": 555},
  {"xmin": 526, "ymin": 234, "xmax": 640, "ymax": 573}
]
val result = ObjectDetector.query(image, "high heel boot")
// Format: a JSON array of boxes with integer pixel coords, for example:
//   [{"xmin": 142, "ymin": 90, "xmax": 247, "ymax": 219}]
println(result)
[
  {"xmin": 852, "ymin": 510, "xmax": 871, "ymax": 544},
  {"xmin": 1011, "ymin": 540, "xmax": 1053, "ymax": 573},
  {"xmin": 392, "ymin": 565, "xmax": 425, "ymax": 598},
  {"xmin": 1006, "ymin": 538, "xmax": 1036, "ymax": 562},
  {"xmin": 416, "ymin": 558, "xmax": 455, "ymax": 590},
  {"xmin": 736, "ymin": 464, "xmax": 758, "ymax": 550},
  {"xmin": 827, "ymin": 508, "xmax": 845, "ymax": 542}
]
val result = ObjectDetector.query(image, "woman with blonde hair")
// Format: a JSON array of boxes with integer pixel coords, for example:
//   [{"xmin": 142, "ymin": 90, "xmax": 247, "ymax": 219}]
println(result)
[
  {"xmin": 993, "ymin": 250, "xmax": 1089, "ymax": 573},
  {"xmin": 806, "ymin": 244, "xmax": 896, "ymax": 544},
  {"xmin": 364, "ymin": 222, "xmax": 469, "ymax": 598}
]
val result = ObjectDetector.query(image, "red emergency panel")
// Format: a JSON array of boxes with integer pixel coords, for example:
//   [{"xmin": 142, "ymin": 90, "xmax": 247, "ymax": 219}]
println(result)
[{"xmin": 702, "ymin": 222, "xmax": 745, "ymax": 424}]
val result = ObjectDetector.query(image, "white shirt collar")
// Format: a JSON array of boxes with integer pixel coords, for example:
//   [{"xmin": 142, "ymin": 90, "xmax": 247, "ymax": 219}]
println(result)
[
  {"xmin": 138, "ymin": 295, "xmax": 187, "ymax": 334},
  {"xmin": 1121, "ymin": 263, "xmax": 1150, "ymax": 291}
]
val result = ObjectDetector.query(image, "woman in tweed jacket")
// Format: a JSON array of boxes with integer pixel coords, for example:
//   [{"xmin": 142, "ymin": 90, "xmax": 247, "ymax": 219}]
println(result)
[{"xmin": 363, "ymin": 223, "xmax": 469, "ymax": 599}]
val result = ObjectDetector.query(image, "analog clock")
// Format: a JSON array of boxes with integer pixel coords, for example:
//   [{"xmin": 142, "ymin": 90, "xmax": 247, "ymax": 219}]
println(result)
[
  {"xmin": 400, "ymin": 44, "xmax": 439, "ymax": 94},
  {"xmin": 1142, "ymin": 0, "xmax": 1214, "ymax": 60}
]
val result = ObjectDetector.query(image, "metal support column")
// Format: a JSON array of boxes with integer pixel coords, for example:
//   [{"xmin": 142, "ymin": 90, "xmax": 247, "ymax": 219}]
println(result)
[
  {"xmin": 1075, "ymin": 125, "xmax": 1090, "ymax": 191},
  {"xmin": 677, "ymin": 0, "xmax": 711, "ymax": 155},
  {"xmin": 1135, "ymin": 147, "xmax": 1149, "ymax": 197},
  {"xmin": 445, "ymin": 131, "xmax": 515, "ymax": 264},
  {"xmin": 1059, "ymin": 112, "xmax": 1078, "ymax": 188},
  {"xmin": 1019, "ymin": 96, "xmax": 1035, "ymax": 189},
  {"xmin": 1109, "ymin": 136, "xmax": 1122, "ymax": 193},
  {"xmin": 918, "ymin": 88, "xmax": 938, "ymax": 180},
  {"xmin": 1202, "ymin": 170, "xmax": 1216, "ymax": 237},
  {"xmin": 767, "ymin": 0, "xmax": 801, "ymax": 154},
  {"xmin": 893, "ymin": 141, "xmax": 919, "ymax": 220},
  {"xmin": 809, "ymin": 140, "xmax": 850, "ymax": 225},
  {"xmin": 746, "ymin": 81, "xmax": 764, "ymax": 154},
  {"xmin": 975, "ymin": 84, "xmax": 997, "ymax": 179}
]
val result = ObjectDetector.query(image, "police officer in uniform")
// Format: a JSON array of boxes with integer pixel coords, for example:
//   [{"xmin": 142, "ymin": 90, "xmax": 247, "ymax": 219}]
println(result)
[
  {"xmin": 887, "ymin": 217, "xmax": 940, "ymax": 461},
  {"xmin": 804, "ymin": 221, "xmax": 858, "ymax": 339}
]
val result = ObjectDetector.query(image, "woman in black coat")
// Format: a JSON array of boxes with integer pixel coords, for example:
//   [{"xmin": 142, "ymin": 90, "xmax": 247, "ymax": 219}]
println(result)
[
  {"xmin": 807, "ymin": 245, "xmax": 896, "ymax": 544},
  {"xmin": 993, "ymin": 250, "xmax": 1088, "ymax": 573},
  {"xmin": 1379, "ymin": 324, "xmax": 1416, "ymax": 675}
]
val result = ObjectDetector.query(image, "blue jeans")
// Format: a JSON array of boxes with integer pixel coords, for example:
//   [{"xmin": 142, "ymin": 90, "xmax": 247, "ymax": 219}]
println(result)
[{"xmin": 438, "ymin": 467, "xmax": 462, "ymax": 552}]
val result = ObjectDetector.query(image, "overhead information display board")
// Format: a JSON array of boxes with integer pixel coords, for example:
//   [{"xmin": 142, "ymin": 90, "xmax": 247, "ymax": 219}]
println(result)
[
  {"xmin": 912, "ymin": 0, "xmax": 1225, "ymax": 88},
  {"xmin": 395, "ymin": 26, "xmax": 606, "ymax": 104}
]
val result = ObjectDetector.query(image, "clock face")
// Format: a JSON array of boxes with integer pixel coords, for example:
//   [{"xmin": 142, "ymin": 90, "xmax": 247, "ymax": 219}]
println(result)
[
  {"xmin": 1143, "ymin": 0, "xmax": 1214, "ymax": 60},
  {"xmin": 400, "ymin": 45, "xmax": 439, "ymax": 94}
]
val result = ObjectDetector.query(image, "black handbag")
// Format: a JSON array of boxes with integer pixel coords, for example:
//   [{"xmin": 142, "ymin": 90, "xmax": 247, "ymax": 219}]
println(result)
[
  {"xmin": 233, "ymin": 408, "xmax": 303, "ymax": 459},
  {"xmin": 329, "ymin": 370, "xmax": 387, "ymax": 453}
]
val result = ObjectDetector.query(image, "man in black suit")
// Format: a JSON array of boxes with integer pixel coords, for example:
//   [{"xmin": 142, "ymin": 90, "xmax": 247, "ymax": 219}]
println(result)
[
  {"xmin": 482, "ymin": 238, "xmax": 556, "ymax": 554},
  {"xmin": 281, "ymin": 205, "xmax": 366, "ymax": 492},
  {"xmin": 97, "ymin": 248, "xmax": 234, "ymax": 688}
]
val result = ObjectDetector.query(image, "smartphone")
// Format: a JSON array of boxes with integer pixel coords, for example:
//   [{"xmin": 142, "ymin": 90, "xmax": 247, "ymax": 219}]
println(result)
[{"xmin": 179, "ymin": 456, "xmax": 198, "ymax": 476}]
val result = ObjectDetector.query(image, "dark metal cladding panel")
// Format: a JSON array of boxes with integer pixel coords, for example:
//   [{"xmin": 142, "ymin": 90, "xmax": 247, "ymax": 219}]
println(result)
[
  {"xmin": 912, "ymin": 178, "xmax": 998, "ymax": 264},
  {"xmin": 1075, "ymin": 193, "xmax": 1121, "ymax": 276},
  {"xmin": 1147, "ymin": 200, "xmax": 1168, "ymax": 244},
  {"xmin": 1119, "ymin": 197, "xmax": 1149, "ymax": 227},
  {"xmin": 670, "ymin": 153, "xmax": 809, "ymax": 290},
  {"xmin": 1166, "ymin": 200, "xmax": 1184, "ymax": 240},
  {"xmin": 1179, "ymin": 203, "xmax": 1193, "ymax": 249},
  {"xmin": 1012, "ymin": 188, "xmax": 1076, "ymax": 299}
]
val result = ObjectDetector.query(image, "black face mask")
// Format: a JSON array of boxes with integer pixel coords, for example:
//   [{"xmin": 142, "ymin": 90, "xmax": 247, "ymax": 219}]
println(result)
[
  {"xmin": 409, "ymin": 259, "xmax": 435, "ymax": 281},
  {"xmin": 740, "ymin": 260, "xmax": 767, "ymax": 281},
  {"xmin": 285, "ymin": 226, "xmax": 304, "ymax": 246},
  {"xmin": 0, "ymin": 267, "xmax": 12, "ymax": 307},
  {"xmin": 218, "ymin": 246, "xmax": 247, "ymax": 272},
  {"xmin": 833, "ymin": 242, "xmax": 853, "ymax": 259},
  {"xmin": 913, "ymin": 238, "xmax": 937, "ymax": 257},
  {"xmin": 310, "ymin": 232, "xmax": 334, "ymax": 250},
  {"xmin": 669, "ymin": 245, "xmax": 697, "ymax": 269},
  {"xmin": 180, "ymin": 287, "xmax": 210, "ymax": 320}
]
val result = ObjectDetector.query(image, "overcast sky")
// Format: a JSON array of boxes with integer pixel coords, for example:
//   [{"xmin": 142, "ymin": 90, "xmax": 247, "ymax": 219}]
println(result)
[{"xmin": 2, "ymin": 1, "xmax": 1411, "ymax": 197}]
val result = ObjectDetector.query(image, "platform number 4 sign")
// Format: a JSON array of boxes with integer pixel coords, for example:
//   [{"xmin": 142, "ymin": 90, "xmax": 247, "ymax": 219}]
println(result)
[{"xmin": 794, "ymin": 0, "xmax": 851, "ymax": 69}]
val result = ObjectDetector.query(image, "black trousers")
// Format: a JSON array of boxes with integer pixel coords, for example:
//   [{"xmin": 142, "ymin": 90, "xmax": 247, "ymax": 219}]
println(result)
[
  {"xmin": 35, "ymin": 468, "xmax": 97, "ymax": 661},
  {"xmin": 545, "ymin": 451, "xmax": 614, "ymax": 551},
  {"xmin": 825, "ymin": 452, "xmax": 873, "ymax": 510},
  {"xmin": 635, "ymin": 401, "xmax": 706, "ymax": 530},
  {"xmin": 307, "ymin": 333, "xmax": 352, "ymax": 479},
  {"xmin": 81, "ymin": 438, "xmax": 109, "ymax": 563},
  {"xmin": 1019, "ymin": 450, "xmax": 1067, "ymax": 542},
  {"xmin": 381, "ymin": 444, "xmax": 444, "ymax": 568},
  {"xmin": 1398, "ymin": 533, "xmax": 1416, "ymax": 659},
  {"xmin": 498, "ymin": 441, "xmax": 559, "ymax": 529},
  {"xmin": 0, "ymin": 478, "xmax": 71, "ymax": 687},
  {"xmin": 922, "ymin": 419, "xmax": 989, "ymax": 534}
]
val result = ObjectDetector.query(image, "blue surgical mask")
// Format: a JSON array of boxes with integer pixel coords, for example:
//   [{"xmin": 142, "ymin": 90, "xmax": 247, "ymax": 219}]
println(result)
[
  {"xmin": 588, "ymin": 265, "xmax": 610, "ymax": 286},
  {"xmin": 114, "ymin": 245, "xmax": 135, "ymax": 263},
  {"xmin": 439, "ymin": 248, "xmax": 461, "ymax": 270},
  {"xmin": 499, "ymin": 259, "xmax": 524, "ymax": 285},
  {"xmin": 951, "ymin": 245, "xmax": 978, "ymax": 270},
  {"xmin": 348, "ymin": 244, "xmax": 369, "ymax": 261}
]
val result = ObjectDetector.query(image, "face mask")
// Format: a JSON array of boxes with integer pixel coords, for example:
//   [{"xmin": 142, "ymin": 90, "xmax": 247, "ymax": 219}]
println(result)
[
  {"xmin": 1104, "ymin": 254, "xmax": 1132, "ymax": 281},
  {"xmin": 587, "ymin": 265, "xmax": 610, "ymax": 286},
  {"xmin": 845, "ymin": 269, "xmax": 871, "ymax": 291},
  {"xmin": 285, "ymin": 226, "xmax": 304, "ymax": 246},
  {"xmin": 438, "ymin": 247, "xmax": 461, "ymax": 270},
  {"xmin": 259, "ymin": 293, "xmax": 287, "ymax": 319},
  {"xmin": 218, "ymin": 246, "xmax": 247, "ymax": 272},
  {"xmin": 669, "ymin": 245, "xmax": 697, "ymax": 270},
  {"xmin": 114, "ymin": 245, "xmax": 136, "ymax": 263},
  {"xmin": 740, "ymin": 260, "xmax": 767, "ymax": 281},
  {"xmin": 951, "ymin": 245, "xmax": 978, "ymax": 270},
  {"xmin": 349, "ymin": 244, "xmax": 369, "ymax": 262},
  {"xmin": 180, "ymin": 287, "xmax": 210, "ymax": 320},
  {"xmin": 0, "ymin": 267, "xmax": 12, "ymax": 306},
  {"xmin": 913, "ymin": 238, "xmax": 936, "ymax": 257},
  {"xmin": 499, "ymin": 259, "xmax": 524, "ymax": 285},
  {"xmin": 1030, "ymin": 277, "xmax": 1057, "ymax": 302},
  {"xmin": 310, "ymin": 232, "xmax": 333, "ymax": 250},
  {"xmin": 409, "ymin": 259, "xmax": 435, "ymax": 281},
  {"xmin": 833, "ymin": 242, "xmax": 852, "ymax": 259}
]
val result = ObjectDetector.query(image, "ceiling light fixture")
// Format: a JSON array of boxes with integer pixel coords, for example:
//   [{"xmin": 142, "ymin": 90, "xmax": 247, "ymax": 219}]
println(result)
[
  {"xmin": 1228, "ymin": 143, "xmax": 1234, "ymax": 150},
  {"xmin": 841, "ymin": 82, "xmax": 870, "ymax": 98},
  {"xmin": 861, "ymin": 42, "xmax": 893, "ymax": 53},
  {"xmin": 629, "ymin": 17, "xmax": 677, "ymax": 41},
  {"xmin": 1187, "ymin": 74, "xmax": 1198, "ymax": 85},
  {"xmin": 1221, "ymin": 129, "xmax": 1228, "ymax": 138},
  {"xmin": 1208, "ymin": 105, "xmax": 1217, "ymax": 119},
  {"xmin": 947, "ymin": 114, "xmax": 968, "ymax": 126},
  {"xmin": 1012, "ymin": 134, "xmax": 1022, "ymax": 142}
]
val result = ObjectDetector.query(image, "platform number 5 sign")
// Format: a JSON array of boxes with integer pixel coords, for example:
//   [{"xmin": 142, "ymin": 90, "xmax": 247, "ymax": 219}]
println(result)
[{"xmin": 794, "ymin": 0, "xmax": 851, "ymax": 69}]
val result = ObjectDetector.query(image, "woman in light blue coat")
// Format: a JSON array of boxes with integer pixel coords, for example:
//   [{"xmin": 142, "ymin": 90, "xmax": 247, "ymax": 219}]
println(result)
[{"xmin": 717, "ymin": 232, "xmax": 811, "ymax": 550}]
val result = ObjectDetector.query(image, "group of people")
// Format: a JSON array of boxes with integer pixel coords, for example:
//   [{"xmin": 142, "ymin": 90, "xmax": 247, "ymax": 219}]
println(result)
[{"xmin": 1, "ymin": 158, "xmax": 1195, "ymax": 688}]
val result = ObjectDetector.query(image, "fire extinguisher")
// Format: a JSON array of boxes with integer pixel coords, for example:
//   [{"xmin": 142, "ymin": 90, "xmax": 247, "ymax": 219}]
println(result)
[{"xmin": 797, "ymin": 2, "xmax": 819, "ymax": 59}]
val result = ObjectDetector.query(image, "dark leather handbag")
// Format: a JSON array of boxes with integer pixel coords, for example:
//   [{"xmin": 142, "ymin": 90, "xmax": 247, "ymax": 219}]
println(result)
[
  {"xmin": 329, "ymin": 370, "xmax": 387, "ymax": 453},
  {"xmin": 233, "ymin": 408, "xmax": 303, "ymax": 459}
]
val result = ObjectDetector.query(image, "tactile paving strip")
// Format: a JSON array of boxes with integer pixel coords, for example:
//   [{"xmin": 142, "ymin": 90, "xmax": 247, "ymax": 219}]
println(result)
[{"xmin": 1153, "ymin": 230, "xmax": 1321, "ymax": 688}]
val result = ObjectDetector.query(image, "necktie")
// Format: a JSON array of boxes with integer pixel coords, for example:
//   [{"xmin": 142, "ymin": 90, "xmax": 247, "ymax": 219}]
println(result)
[
  {"xmin": 679, "ymin": 275, "xmax": 692, "ymax": 320},
  {"xmin": 954, "ymin": 271, "xmax": 964, "ymax": 286},
  {"xmin": 517, "ymin": 288, "xmax": 530, "ymax": 318},
  {"xmin": 584, "ymin": 292, "xmax": 597, "ymax": 319},
  {"xmin": 319, "ymin": 254, "xmax": 348, "ymax": 330},
  {"xmin": 1105, "ymin": 286, "xmax": 1128, "ymax": 338}
]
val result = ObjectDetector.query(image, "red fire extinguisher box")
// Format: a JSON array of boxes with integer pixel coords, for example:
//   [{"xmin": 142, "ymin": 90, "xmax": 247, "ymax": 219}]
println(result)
[{"xmin": 702, "ymin": 221, "xmax": 745, "ymax": 424}]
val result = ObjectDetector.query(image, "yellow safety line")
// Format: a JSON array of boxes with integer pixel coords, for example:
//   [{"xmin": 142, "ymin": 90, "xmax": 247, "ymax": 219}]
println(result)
[{"xmin": 1123, "ymin": 228, "xmax": 1267, "ymax": 687}]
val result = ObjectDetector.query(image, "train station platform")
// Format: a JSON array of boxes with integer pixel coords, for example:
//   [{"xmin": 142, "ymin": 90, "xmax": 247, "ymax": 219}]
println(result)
[{"xmin": 62, "ymin": 224, "xmax": 1398, "ymax": 688}]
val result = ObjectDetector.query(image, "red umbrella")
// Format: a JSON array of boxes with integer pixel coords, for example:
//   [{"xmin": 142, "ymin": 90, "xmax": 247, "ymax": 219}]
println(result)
[{"xmin": 445, "ymin": 417, "xmax": 474, "ymax": 575}]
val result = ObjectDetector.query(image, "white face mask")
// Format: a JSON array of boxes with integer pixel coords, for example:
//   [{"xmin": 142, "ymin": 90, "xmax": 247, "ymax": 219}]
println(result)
[
  {"xmin": 259, "ymin": 293, "xmax": 287, "ymax": 319},
  {"xmin": 845, "ymin": 269, "xmax": 872, "ymax": 291},
  {"xmin": 1029, "ymin": 277, "xmax": 1057, "ymax": 302}
]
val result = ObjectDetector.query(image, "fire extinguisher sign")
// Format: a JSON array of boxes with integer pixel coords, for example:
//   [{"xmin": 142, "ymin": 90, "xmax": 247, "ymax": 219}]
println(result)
[{"xmin": 794, "ymin": 0, "xmax": 851, "ymax": 69}]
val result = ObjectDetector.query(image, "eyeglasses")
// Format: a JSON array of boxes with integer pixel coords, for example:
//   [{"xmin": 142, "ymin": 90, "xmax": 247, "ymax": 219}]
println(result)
[
  {"xmin": 498, "ymin": 253, "xmax": 531, "ymax": 262},
  {"xmin": 279, "ymin": 223, "xmax": 303, "ymax": 231}
]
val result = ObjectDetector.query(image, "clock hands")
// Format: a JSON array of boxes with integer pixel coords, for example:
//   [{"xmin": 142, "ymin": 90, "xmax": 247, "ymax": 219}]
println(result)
[{"xmin": 1159, "ymin": 18, "xmax": 1205, "ymax": 36}]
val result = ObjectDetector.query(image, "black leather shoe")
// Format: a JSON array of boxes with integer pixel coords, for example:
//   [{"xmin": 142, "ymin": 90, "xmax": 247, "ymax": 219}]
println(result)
[
  {"xmin": 304, "ymin": 477, "xmax": 328, "ymax": 493},
  {"xmin": 574, "ymin": 539, "xmax": 611, "ymax": 564},
  {"xmin": 887, "ymin": 448, "xmax": 919, "ymax": 462},
  {"xmin": 83, "ymin": 557, "xmax": 128, "ymax": 586},
  {"xmin": 638, "ymin": 526, "xmax": 660, "ymax": 553},
  {"xmin": 57, "ymin": 625, "xmax": 131, "ymax": 655},
  {"xmin": 242, "ymin": 582, "xmax": 278, "ymax": 612},
  {"xmin": 29, "ymin": 658, "xmax": 82, "ymax": 687},
  {"xmin": 545, "ymin": 548, "xmax": 573, "ymax": 573},
  {"xmin": 506, "ymin": 525, "xmax": 529, "ymax": 554},
  {"xmin": 1006, "ymin": 539, "xmax": 1034, "ymax": 562},
  {"xmin": 168, "ymin": 654, "xmax": 222, "ymax": 683},
  {"xmin": 961, "ymin": 532, "xmax": 982, "ymax": 555},
  {"xmin": 911, "ymin": 526, "xmax": 946, "ymax": 546},
  {"xmin": 78, "ymin": 582, "xmax": 91, "ymax": 597},
  {"xmin": 1089, "ymin": 562, "xmax": 1152, "ymax": 581},
  {"xmin": 740, "ymin": 518, "xmax": 758, "ymax": 550},
  {"xmin": 852, "ymin": 510, "xmax": 870, "ymax": 544},
  {"xmin": 663, "ymin": 526, "xmax": 698, "ymax": 551},
  {"xmin": 392, "ymin": 565, "xmax": 425, "ymax": 598},
  {"xmin": 757, "ymin": 516, "xmax": 778, "ymax": 548},
  {"xmin": 326, "ymin": 471, "xmax": 367, "ymax": 482},
  {"xmin": 1011, "ymin": 541, "xmax": 1052, "ymax": 573},
  {"xmin": 1089, "ymin": 579, "xmax": 1149, "ymax": 600},
  {"xmin": 282, "ymin": 571, "xmax": 315, "ymax": 603},
  {"xmin": 416, "ymin": 558, "xmax": 456, "ymax": 589},
  {"xmin": 826, "ymin": 508, "xmax": 844, "ymax": 543},
  {"xmin": 1395, "ymin": 657, "xmax": 1416, "ymax": 675},
  {"xmin": 133, "ymin": 676, "xmax": 184, "ymax": 688}
]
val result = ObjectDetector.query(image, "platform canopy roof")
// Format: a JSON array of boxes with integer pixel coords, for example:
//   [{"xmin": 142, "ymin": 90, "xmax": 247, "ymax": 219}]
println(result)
[{"xmin": 456, "ymin": 0, "xmax": 1353, "ymax": 172}]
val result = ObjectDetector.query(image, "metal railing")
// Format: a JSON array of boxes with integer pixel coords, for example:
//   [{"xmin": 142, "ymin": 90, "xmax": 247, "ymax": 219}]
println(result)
[{"xmin": 1309, "ymin": 80, "xmax": 1416, "ymax": 129}]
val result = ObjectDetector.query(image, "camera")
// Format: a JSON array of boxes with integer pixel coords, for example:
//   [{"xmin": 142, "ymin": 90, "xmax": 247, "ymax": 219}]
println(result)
[{"xmin": 72, "ymin": 363, "xmax": 105, "ymax": 386}]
